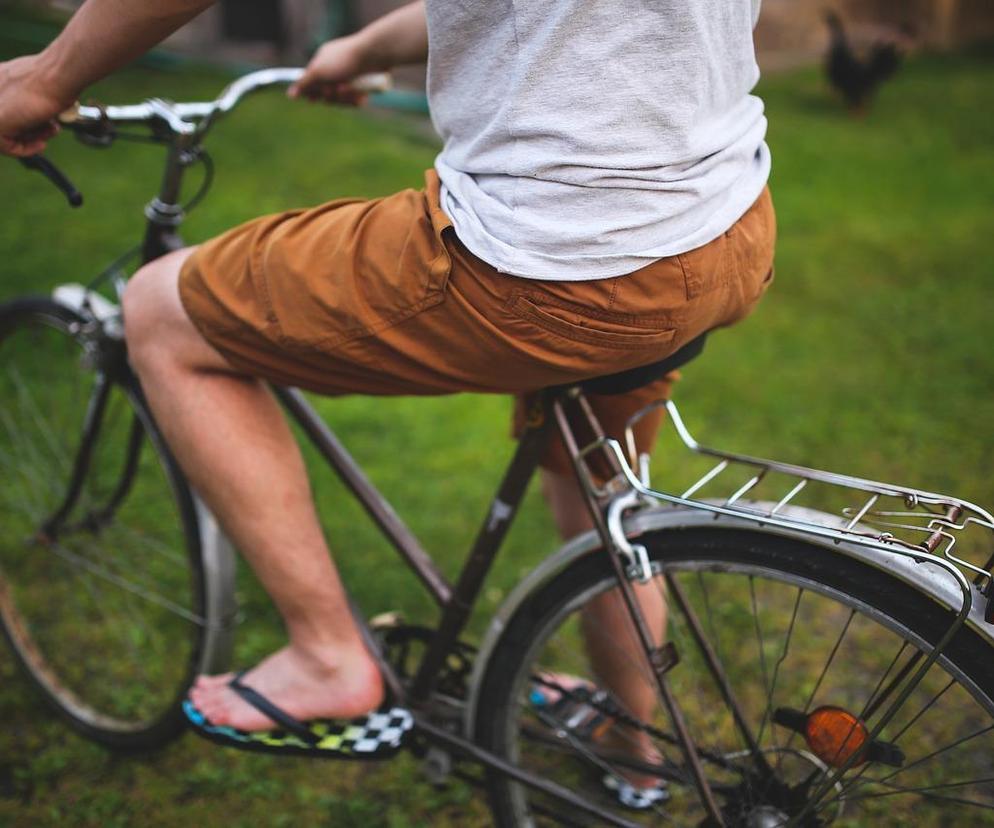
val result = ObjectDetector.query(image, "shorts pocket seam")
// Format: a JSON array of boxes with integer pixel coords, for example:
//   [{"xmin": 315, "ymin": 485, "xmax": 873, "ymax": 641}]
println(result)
[
  {"xmin": 277, "ymin": 291, "xmax": 448, "ymax": 352},
  {"xmin": 504, "ymin": 291, "xmax": 675, "ymax": 330},
  {"xmin": 507, "ymin": 293, "xmax": 677, "ymax": 350}
]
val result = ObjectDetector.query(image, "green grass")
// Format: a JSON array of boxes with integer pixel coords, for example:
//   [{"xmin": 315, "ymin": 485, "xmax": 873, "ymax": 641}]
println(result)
[{"xmin": 1, "ymin": 10, "xmax": 993, "ymax": 825}]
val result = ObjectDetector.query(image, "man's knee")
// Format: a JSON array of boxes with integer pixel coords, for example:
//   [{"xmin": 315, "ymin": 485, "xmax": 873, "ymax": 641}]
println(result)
[{"xmin": 122, "ymin": 248, "xmax": 195, "ymax": 373}]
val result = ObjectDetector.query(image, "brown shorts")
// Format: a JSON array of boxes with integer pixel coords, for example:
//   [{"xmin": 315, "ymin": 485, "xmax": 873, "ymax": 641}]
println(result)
[{"xmin": 179, "ymin": 169, "xmax": 776, "ymax": 473}]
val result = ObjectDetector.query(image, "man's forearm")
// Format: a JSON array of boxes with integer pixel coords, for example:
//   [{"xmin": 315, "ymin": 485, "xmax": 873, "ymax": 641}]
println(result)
[
  {"xmin": 34, "ymin": 0, "xmax": 215, "ymax": 106},
  {"xmin": 353, "ymin": 1, "xmax": 428, "ymax": 72}
]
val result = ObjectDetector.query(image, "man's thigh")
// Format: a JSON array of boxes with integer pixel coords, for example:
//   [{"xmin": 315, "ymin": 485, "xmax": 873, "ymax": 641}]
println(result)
[
  {"xmin": 176, "ymin": 174, "xmax": 462, "ymax": 395},
  {"xmin": 176, "ymin": 171, "xmax": 775, "ymax": 466}
]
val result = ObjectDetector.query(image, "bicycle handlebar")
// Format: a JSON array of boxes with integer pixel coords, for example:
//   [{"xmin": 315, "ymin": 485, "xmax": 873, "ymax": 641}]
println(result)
[
  {"xmin": 19, "ymin": 154, "xmax": 84, "ymax": 208},
  {"xmin": 60, "ymin": 68, "xmax": 392, "ymax": 136},
  {"xmin": 18, "ymin": 67, "xmax": 391, "ymax": 208}
]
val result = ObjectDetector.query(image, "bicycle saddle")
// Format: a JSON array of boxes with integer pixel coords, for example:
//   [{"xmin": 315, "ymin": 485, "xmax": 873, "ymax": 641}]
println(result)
[{"xmin": 575, "ymin": 332, "xmax": 708, "ymax": 396}]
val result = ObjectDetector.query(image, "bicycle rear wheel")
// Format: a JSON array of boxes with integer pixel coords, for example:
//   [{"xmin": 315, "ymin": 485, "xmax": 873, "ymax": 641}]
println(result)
[
  {"xmin": 475, "ymin": 525, "xmax": 994, "ymax": 826},
  {"xmin": 0, "ymin": 297, "xmax": 208, "ymax": 749}
]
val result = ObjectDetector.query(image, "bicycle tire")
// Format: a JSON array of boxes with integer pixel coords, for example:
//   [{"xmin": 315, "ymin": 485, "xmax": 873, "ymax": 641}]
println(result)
[
  {"xmin": 0, "ymin": 296, "xmax": 210, "ymax": 749},
  {"xmin": 475, "ymin": 525, "xmax": 994, "ymax": 826}
]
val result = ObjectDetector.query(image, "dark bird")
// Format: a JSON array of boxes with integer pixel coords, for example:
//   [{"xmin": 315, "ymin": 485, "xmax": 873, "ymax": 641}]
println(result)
[{"xmin": 824, "ymin": 10, "xmax": 912, "ymax": 115}]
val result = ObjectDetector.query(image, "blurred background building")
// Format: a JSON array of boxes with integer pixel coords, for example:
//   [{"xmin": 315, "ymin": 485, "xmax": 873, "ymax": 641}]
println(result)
[{"xmin": 14, "ymin": 0, "xmax": 994, "ymax": 88}]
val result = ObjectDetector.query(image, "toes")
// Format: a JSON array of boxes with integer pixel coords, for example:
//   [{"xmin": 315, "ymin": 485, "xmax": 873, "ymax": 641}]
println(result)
[
  {"xmin": 192, "ymin": 684, "xmax": 267, "ymax": 731},
  {"xmin": 205, "ymin": 703, "xmax": 230, "ymax": 727},
  {"xmin": 200, "ymin": 695, "xmax": 232, "ymax": 726},
  {"xmin": 189, "ymin": 676, "xmax": 238, "ymax": 721},
  {"xmin": 189, "ymin": 684, "xmax": 214, "ymax": 709}
]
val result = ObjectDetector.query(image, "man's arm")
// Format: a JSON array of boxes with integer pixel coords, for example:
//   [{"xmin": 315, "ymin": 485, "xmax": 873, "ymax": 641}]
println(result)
[
  {"xmin": 0, "ymin": 0, "xmax": 428, "ymax": 155},
  {"xmin": 35, "ymin": 0, "xmax": 215, "ymax": 105},
  {"xmin": 0, "ymin": 0, "xmax": 213, "ymax": 156},
  {"xmin": 289, "ymin": 1, "xmax": 427, "ymax": 102}
]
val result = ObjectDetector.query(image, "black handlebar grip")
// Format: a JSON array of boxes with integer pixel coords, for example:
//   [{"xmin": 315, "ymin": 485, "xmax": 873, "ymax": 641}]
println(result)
[{"xmin": 19, "ymin": 155, "xmax": 84, "ymax": 208}]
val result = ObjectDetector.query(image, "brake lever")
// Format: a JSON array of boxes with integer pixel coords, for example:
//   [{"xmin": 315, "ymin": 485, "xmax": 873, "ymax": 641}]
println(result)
[{"xmin": 19, "ymin": 154, "xmax": 84, "ymax": 208}]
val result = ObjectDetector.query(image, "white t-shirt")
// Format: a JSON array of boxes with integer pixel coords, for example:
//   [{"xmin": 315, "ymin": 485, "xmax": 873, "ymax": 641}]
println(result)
[{"xmin": 425, "ymin": 0, "xmax": 770, "ymax": 281}]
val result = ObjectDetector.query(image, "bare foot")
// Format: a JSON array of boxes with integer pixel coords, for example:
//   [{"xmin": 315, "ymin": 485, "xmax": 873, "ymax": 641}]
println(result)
[{"xmin": 188, "ymin": 643, "xmax": 383, "ymax": 731}]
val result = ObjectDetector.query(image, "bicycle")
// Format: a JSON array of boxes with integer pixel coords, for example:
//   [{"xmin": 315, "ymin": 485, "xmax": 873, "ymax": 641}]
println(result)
[{"xmin": 2, "ymin": 68, "xmax": 994, "ymax": 827}]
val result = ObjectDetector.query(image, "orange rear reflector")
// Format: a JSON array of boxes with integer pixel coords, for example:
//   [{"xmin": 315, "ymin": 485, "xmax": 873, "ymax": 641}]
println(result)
[{"xmin": 804, "ymin": 706, "xmax": 869, "ymax": 768}]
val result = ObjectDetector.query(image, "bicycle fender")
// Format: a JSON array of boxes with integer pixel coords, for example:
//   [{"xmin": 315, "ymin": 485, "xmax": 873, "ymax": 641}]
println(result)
[{"xmin": 464, "ymin": 502, "xmax": 994, "ymax": 738}]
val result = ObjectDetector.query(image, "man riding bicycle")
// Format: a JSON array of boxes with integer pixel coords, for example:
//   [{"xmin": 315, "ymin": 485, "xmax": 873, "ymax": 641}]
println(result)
[{"xmin": 0, "ymin": 0, "xmax": 775, "ymax": 806}]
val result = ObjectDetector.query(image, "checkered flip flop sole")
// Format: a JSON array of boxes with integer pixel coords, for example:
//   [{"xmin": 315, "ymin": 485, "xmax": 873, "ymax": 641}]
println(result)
[
  {"xmin": 183, "ymin": 674, "xmax": 414, "ymax": 760},
  {"xmin": 602, "ymin": 773, "xmax": 670, "ymax": 811}
]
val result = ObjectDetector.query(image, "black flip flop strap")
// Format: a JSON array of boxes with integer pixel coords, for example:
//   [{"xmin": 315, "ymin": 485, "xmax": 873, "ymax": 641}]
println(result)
[{"xmin": 227, "ymin": 672, "xmax": 321, "ymax": 745}]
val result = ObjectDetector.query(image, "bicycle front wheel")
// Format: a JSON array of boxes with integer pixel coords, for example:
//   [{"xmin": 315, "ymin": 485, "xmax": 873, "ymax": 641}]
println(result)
[
  {"xmin": 475, "ymin": 525, "xmax": 994, "ymax": 827},
  {"xmin": 0, "ymin": 297, "xmax": 208, "ymax": 749}
]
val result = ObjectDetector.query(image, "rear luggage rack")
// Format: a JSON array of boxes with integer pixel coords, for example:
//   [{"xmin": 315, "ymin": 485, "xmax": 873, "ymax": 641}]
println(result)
[{"xmin": 577, "ymin": 400, "xmax": 994, "ymax": 620}]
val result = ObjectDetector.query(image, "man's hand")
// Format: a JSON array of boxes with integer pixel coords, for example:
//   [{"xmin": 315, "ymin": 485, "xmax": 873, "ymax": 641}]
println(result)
[
  {"xmin": 288, "ymin": 36, "xmax": 371, "ymax": 106},
  {"xmin": 288, "ymin": 1, "xmax": 426, "ymax": 106},
  {"xmin": 2, "ymin": 0, "xmax": 216, "ymax": 158},
  {"xmin": 0, "ymin": 55, "xmax": 73, "ymax": 158}
]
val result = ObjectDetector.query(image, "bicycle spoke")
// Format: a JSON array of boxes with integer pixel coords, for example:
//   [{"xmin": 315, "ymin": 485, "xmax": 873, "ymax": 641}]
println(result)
[
  {"xmin": 748, "ymin": 576, "xmax": 787, "ymax": 777},
  {"xmin": 75, "ymin": 559, "xmax": 146, "ymax": 668},
  {"xmin": 692, "ymin": 570, "xmax": 754, "ymax": 767},
  {"xmin": 61, "ymin": 528, "xmax": 182, "ymax": 607},
  {"xmin": 859, "ymin": 640, "xmax": 911, "ymax": 720},
  {"xmin": 48, "ymin": 539, "xmax": 203, "ymax": 625},
  {"xmin": 828, "ymin": 669, "xmax": 961, "ymax": 806},
  {"xmin": 663, "ymin": 585, "xmax": 727, "ymax": 779},
  {"xmin": 0, "ymin": 446, "xmax": 51, "ymax": 518},
  {"xmin": 871, "ymin": 724, "xmax": 994, "ymax": 786},
  {"xmin": 8, "ymin": 363, "xmax": 73, "ymax": 472},
  {"xmin": 783, "ymin": 607, "xmax": 856, "ymax": 754},
  {"xmin": 696, "ymin": 570, "xmax": 726, "ymax": 668},
  {"xmin": 103, "ymin": 519, "xmax": 189, "ymax": 568},
  {"xmin": 823, "ymin": 640, "xmax": 921, "ymax": 797},
  {"xmin": 842, "ymin": 775, "xmax": 994, "ymax": 806},
  {"xmin": 0, "ymin": 409, "xmax": 66, "ymax": 504},
  {"xmin": 826, "ymin": 721, "xmax": 994, "ymax": 815},
  {"xmin": 760, "ymin": 587, "xmax": 802, "ymax": 740},
  {"xmin": 888, "ymin": 677, "xmax": 955, "ymax": 744}
]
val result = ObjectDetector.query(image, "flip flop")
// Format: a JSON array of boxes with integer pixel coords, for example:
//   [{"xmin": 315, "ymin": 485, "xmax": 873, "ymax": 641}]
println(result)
[
  {"xmin": 529, "ymin": 675, "xmax": 618, "ymax": 743},
  {"xmin": 530, "ymin": 674, "xmax": 670, "ymax": 812},
  {"xmin": 602, "ymin": 772, "xmax": 670, "ymax": 811},
  {"xmin": 183, "ymin": 671, "xmax": 414, "ymax": 760}
]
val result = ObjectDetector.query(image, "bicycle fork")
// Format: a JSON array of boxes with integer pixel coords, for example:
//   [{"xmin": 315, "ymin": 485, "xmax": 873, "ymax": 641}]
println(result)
[{"xmin": 37, "ymin": 316, "xmax": 141, "ymax": 542}]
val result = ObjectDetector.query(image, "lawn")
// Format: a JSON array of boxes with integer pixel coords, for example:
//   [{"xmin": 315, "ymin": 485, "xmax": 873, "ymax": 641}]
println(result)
[{"xmin": 1, "ymin": 10, "xmax": 993, "ymax": 827}]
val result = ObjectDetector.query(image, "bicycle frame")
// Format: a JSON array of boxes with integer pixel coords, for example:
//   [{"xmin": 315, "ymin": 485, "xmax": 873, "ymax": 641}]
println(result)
[
  {"xmin": 34, "ymin": 114, "xmax": 727, "ymax": 824},
  {"xmin": 277, "ymin": 379, "xmax": 758, "ymax": 826},
  {"xmin": 50, "ymin": 340, "xmax": 704, "ymax": 827},
  {"xmin": 34, "ymin": 69, "xmax": 994, "ymax": 827}
]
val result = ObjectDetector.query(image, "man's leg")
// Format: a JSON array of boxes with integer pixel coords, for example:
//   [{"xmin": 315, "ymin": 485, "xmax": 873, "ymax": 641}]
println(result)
[
  {"xmin": 123, "ymin": 248, "xmax": 382, "ymax": 730},
  {"xmin": 542, "ymin": 469, "xmax": 666, "ymax": 787}
]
